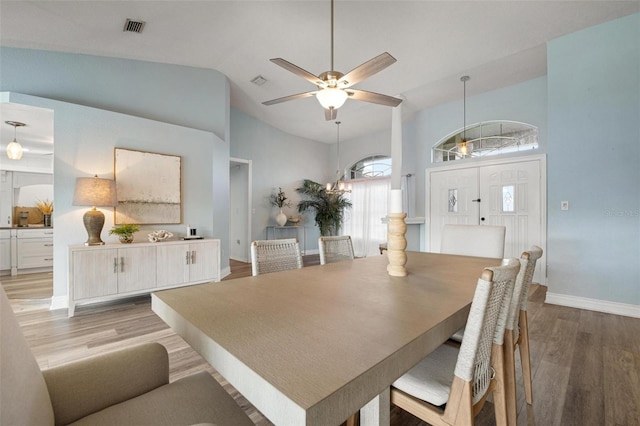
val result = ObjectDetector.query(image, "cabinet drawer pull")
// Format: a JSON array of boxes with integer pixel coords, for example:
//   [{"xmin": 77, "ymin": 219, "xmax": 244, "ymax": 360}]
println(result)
[
  {"xmin": 186, "ymin": 251, "xmax": 190, "ymax": 265},
  {"xmin": 44, "ymin": 258, "xmax": 53, "ymax": 261},
  {"xmin": 44, "ymin": 232, "xmax": 54, "ymax": 235},
  {"xmin": 44, "ymin": 243, "xmax": 54, "ymax": 247},
  {"xmin": 191, "ymin": 250, "xmax": 196, "ymax": 264},
  {"xmin": 120, "ymin": 257, "xmax": 124, "ymax": 273},
  {"xmin": 114, "ymin": 258, "xmax": 118, "ymax": 273}
]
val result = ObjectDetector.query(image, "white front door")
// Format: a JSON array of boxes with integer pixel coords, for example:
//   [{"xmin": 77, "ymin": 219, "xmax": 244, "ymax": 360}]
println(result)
[{"xmin": 428, "ymin": 157, "xmax": 546, "ymax": 283}]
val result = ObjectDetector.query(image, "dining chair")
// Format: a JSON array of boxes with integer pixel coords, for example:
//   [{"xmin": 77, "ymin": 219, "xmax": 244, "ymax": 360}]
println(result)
[
  {"xmin": 504, "ymin": 245, "xmax": 543, "ymax": 424},
  {"xmin": 250, "ymin": 238, "xmax": 303, "ymax": 276},
  {"xmin": 440, "ymin": 224, "xmax": 506, "ymax": 258},
  {"xmin": 318, "ymin": 235, "xmax": 355, "ymax": 265},
  {"xmin": 391, "ymin": 258, "xmax": 520, "ymax": 426}
]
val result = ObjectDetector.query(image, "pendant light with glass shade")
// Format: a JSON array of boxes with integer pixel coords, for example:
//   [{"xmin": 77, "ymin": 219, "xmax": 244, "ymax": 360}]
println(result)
[
  {"xmin": 326, "ymin": 121, "xmax": 351, "ymax": 194},
  {"xmin": 5, "ymin": 121, "xmax": 26, "ymax": 160},
  {"xmin": 458, "ymin": 76, "xmax": 472, "ymax": 157}
]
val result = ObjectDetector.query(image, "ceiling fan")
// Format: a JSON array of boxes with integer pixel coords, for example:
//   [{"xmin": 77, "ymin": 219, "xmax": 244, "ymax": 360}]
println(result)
[{"xmin": 262, "ymin": 0, "xmax": 402, "ymax": 121}]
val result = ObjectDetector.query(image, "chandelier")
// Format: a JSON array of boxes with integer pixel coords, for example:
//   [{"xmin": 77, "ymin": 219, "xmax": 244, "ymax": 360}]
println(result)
[{"xmin": 326, "ymin": 121, "xmax": 351, "ymax": 194}]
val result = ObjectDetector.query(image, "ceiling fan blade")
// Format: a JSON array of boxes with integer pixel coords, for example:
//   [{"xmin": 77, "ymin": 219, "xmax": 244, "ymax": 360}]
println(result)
[
  {"xmin": 324, "ymin": 107, "xmax": 338, "ymax": 121},
  {"xmin": 347, "ymin": 89, "xmax": 403, "ymax": 107},
  {"xmin": 338, "ymin": 52, "xmax": 397, "ymax": 88},
  {"xmin": 263, "ymin": 91, "xmax": 318, "ymax": 106},
  {"xmin": 270, "ymin": 58, "xmax": 324, "ymax": 86}
]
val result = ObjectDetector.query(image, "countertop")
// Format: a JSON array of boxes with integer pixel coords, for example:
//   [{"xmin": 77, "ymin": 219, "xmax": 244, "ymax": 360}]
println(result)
[{"xmin": 0, "ymin": 226, "xmax": 54, "ymax": 230}]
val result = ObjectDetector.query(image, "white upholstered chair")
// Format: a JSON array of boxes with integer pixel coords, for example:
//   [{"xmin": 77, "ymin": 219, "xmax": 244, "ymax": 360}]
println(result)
[
  {"xmin": 391, "ymin": 258, "xmax": 520, "ymax": 426},
  {"xmin": 318, "ymin": 235, "xmax": 355, "ymax": 265},
  {"xmin": 250, "ymin": 238, "xmax": 303, "ymax": 276},
  {"xmin": 441, "ymin": 224, "xmax": 506, "ymax": 258},
  {"xmin": 504, "ymin": 245, "xmax": 543, "ymax": 424},
  {"xmin": 0, "ymin": 287, "xmax": 253, "ymax": 426}
]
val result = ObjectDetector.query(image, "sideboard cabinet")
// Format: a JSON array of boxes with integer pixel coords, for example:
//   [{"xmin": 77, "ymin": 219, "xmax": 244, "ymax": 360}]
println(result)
[{"xmin": 69, "ymin": 239, "xmax": 220, "ymax": 317}]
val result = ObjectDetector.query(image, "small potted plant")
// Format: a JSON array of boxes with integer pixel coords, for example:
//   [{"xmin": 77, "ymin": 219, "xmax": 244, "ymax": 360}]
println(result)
[
  {"xmin": 109, "ymin": 223, "xmax": 140, "ymax": 244},
  {"xmin": 270, "ymin": 187, "xmax": 292, "ymax": 226},
  {"xmin": 35, "ymin": 199, "xmax": 54, "ymax": 227}
]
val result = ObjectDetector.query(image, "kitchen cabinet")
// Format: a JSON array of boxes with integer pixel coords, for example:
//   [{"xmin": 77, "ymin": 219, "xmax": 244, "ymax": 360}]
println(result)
[
  {"xmin": 16, "ymin": 229, "xmax": 54, "ymax": 270},
  {"xmin": 69, "ymin": 239, "xmax": 220, "ymax": 316},
  {"xmin": 0, "ymin": 230, "xmax": 10, "ymax": 271}
]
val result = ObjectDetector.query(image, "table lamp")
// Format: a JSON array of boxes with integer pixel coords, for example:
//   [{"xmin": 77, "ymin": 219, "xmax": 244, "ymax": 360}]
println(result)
[{"xmin": 73, "ymin": 175, "xmax": 118, "ymax": 245}]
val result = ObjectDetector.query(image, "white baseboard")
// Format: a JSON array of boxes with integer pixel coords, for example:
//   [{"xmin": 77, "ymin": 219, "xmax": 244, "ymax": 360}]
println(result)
[
  {"xmin": 545, "ymin": 292, "xmax": 640, "ymax": 318},
  {"xmin": 304, "ymin": 249, "xmax": 319, "ymax": 255},
  {"xmin": 50, "ymin": 295, "xmax": 68, "ymax": 311}
]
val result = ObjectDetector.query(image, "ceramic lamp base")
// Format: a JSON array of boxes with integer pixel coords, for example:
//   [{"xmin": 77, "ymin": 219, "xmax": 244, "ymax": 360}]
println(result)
[
  {"xmin": 386, "ymin": 212, "xmax": 408, "ymax": 277},
  {"xmin": 83, "ymin": 208, "xmax": 106, "ymax": 246}
]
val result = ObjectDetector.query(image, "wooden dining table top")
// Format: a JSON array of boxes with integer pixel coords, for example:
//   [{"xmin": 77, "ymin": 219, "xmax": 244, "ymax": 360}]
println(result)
[{"xmin": 152, "ymin": 251, "xmax": 502, "ymax": 426}]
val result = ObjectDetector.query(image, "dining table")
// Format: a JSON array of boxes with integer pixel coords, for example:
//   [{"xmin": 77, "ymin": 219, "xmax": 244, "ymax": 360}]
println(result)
[{"xmin": 151, "ymin": 251, "xmax": 502, "ymax": 426}]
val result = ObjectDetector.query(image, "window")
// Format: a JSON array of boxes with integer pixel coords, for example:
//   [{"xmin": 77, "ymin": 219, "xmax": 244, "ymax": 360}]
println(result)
[
  {"xmin": 349, "ymin": 155, "xmax": 392, "ymax": 179},
  {"xmin": 432, "ymin": 121, "xmax": 538, "ymax": 163}
]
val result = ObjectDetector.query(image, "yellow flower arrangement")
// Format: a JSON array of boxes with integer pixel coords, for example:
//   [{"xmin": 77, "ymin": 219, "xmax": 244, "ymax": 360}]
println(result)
[{"xmin": 35, "ymin": 199, "xmax": 54, "ymax": 215}]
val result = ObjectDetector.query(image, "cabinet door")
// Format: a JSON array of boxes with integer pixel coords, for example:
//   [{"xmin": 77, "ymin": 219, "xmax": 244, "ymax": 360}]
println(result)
[
  {"xmin": 189, "ymin": 240, "xmax": 219, "ymax": 282},
  {"xmin": 72, "ymin": 249, "xmax": 118, "ymax": 300},
  {"xmin": 156, "ymin": 243, "xmax": 190, "ymax": 288},
  {"xmin": 117, "ymin": 246, "xmax": 157, "ymax": 293},
  {"xmin": 0, "ymin": 238, "xmax": 10, "ymax": 270}
]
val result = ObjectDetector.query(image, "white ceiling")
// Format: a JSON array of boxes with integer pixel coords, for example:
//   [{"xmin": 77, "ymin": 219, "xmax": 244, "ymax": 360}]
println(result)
[{"xmin": 1, "ymin": 0, "xmax": 638, "ymax": 147}]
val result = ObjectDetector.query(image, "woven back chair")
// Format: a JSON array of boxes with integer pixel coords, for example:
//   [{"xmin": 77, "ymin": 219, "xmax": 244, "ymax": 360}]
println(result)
[
  {"xmin": 441, "ymin": 224, "xmax": 506, "ymax": 258},
  {"xmin": 503, "ymin": 245, "xmax": 543, "ymax": 423},
  {"xmin": 318, "ymin": 235, "xmax": 355, "ymax": 265},
  {"xmin": 250, "ymin": 238, "xmax": 303, "ymax": 276},
  {"xmin": 391, "ymin": 258, "xmax": 520, "ymax": 426}
]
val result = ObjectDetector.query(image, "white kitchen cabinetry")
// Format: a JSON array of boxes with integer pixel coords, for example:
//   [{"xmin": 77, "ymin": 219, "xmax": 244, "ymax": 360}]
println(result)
[
  {"xmin": 0, "ymin": 230, "xmax": 11, "ymax": 272},
  {"xmin": 69, "ymin": 239, "xmax": 220, "ymax": 317},
  {"xmin": 16, "ymin": 229, "xmax": 54, "ymax": 270}
]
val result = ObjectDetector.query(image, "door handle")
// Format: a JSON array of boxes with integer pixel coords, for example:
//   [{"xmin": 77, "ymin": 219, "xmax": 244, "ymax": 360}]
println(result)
[
  {"xmin": 186, "ymin": 251, "xmax": 190, "ymax": 265},
  {"xmin": 481, "ymin": 217, "xmax": 486, "ymax": 222},
  {"xmin": 191, "ymin": 250, "xmax": 196, "ymax": 264},
  {"xmin": 114, "ymin": 258, "xmax": 118, "ymax": 273},
  {"xmin": 472, "ymin": 198, "xmax": 481, "ymax": 203},
  {"xmin": 120, "ymin": 257, "xmax": 124, "ymax": 272}
]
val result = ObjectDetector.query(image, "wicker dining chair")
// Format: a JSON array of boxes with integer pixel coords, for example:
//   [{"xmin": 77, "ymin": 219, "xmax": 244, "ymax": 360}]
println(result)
[
  {"xmin": 391, "ymin": 258, "xmax": 520, "ymax": 426},
  {"xmin": 504, "ymin": 245, "xmax": 543, "ymax": 424},
  {"xmin": 250, "ymin": 238, "xmax": 303, "ymax": 276},
  {"xmin": 440, "ymin": 224, "xmax": 506, "ymax": 258},
  {"xmin": 318, "ymin": 235, "xmax": 355, "ymax": 265}
]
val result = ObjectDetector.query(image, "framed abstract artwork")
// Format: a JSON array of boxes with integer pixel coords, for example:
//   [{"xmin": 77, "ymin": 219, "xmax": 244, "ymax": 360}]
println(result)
[{"xmin": 114, "ymin": 148, "xmax": 182, "ymax": 224}]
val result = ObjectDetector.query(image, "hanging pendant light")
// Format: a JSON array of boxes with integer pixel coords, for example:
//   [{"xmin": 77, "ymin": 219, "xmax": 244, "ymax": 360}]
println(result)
[
  {"xmin": 326, "ymin": 121, "xmax": 351, "ymax": 194},
  {"xmin": 5, "ymin": 121, "xmax": 26, "ymax": 160},
  {"xmin": 458, "ymin": 76, "xmax": 472, "ymax": 157}
]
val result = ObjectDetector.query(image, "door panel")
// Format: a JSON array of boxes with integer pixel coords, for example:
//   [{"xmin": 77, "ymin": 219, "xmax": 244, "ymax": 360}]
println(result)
[{"xmin": 429, "ymin": 159, "xmax": 545, "ymax": 283}]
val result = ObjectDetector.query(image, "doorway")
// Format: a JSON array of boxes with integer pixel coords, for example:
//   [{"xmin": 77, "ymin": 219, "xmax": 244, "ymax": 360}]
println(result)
[
  {"xmin": 427, "ymin": 155, "xmax": 546, "ymax": 283},
  {"xmin": 229, "ymin": 158, "xmax": 251, "ymax": 262}
]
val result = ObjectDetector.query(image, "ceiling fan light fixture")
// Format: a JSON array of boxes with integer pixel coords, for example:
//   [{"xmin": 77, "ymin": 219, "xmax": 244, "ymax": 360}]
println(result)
[{"xmin": 316, "ymin": 88, "xmax": 348, "ymax": 110}]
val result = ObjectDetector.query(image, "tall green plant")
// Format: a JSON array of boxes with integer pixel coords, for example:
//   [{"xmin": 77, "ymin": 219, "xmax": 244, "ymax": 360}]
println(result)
[{"xmin": 296, "ymin": 179, "xmax": 352, "ymax": 236}]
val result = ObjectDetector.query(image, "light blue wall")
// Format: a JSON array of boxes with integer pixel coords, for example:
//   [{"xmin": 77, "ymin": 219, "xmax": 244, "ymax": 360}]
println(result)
[
  {"xmin": 547, "ymin": 13, "xmax": 640, "ymax": 305},
  {"xmin": 0, "ymin": 47, "xmax": 230, "ymax": 141},
  {"xmin": 230, "ymin": 108, "xmax": 329, "ymax": 251}
]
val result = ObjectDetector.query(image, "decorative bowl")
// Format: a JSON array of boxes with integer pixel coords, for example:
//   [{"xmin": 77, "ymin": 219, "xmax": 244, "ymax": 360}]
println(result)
[
  {"xmin": 287, "ymin": 216, "xmax": 302, "ymax": 225},
  {"xmin": 148, "ymin": 230, "xmax": 174, "ymax": 242}
]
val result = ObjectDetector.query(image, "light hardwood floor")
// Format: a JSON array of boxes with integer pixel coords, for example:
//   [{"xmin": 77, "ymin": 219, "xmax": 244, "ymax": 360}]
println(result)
[{"xmin": 2, "ymin": 259, "xmax": 639, "ymax": 426}]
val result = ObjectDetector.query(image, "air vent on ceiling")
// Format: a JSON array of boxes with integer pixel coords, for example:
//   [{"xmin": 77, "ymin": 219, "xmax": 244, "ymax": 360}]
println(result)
[
  {"xmin": 123, "ymin": 19, "xmax": 146, "ymax": 33},
  {"xmin": 251, "ymin": 75, "xmax": 267, "ymax": 86}
]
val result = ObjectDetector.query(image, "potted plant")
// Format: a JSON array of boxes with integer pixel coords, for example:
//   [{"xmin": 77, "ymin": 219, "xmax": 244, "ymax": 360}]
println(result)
[
  {"xmin": 270, "ymin": 187, "xmax": 291, "ymax": 226},
  {"xmin": 35, "ymin": 199, "xmax": 54, "ymax": 227},
  {"xmin": 296, "ymin": 179, "xmax": 352, "ymax": 236},
  {"xmin": 109, "ymin": 223, "xmax": 140, "ymax": 244}
]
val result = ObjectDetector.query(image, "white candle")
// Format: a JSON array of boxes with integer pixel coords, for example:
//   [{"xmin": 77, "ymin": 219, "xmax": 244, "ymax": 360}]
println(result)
[{"xmin": 390, "ymin": 189, "xmax": 403, "ymax": 213}]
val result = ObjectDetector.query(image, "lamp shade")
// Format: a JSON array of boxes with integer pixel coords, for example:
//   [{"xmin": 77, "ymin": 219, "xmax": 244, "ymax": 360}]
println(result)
[
  {"xmin": 316, "ymin": 88, "xmax": 348, "ymax": 110},
  {"xmin": 6, "ymin": 139, "xmax": 23, "ymax": 160},
  {"xmin": 73, "ymin": 176, "xmax": 118, "ymax": 207}
]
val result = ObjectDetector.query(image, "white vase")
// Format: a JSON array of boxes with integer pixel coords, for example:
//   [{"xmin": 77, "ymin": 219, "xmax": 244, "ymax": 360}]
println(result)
[{"xmin": 276, "ymin": 209, "xmax": 287, "ymax": 226}]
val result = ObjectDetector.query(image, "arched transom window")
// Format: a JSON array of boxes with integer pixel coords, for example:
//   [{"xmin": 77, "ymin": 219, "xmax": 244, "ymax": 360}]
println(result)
[
  {"xmin": 348, "ymin": 155, "xmax": 392, "ymax": 179},
  {"xmin": 432, "ymin": 121, "xmax": 538, "ymax": 163}
]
